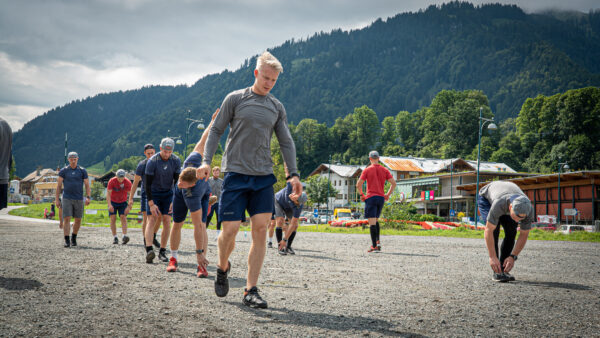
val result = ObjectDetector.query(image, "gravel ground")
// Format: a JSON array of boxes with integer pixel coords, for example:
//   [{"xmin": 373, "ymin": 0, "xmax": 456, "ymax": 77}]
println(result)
[{"xmin": 1, "ymin": 209, "xmax": 599, "ymax": 337}]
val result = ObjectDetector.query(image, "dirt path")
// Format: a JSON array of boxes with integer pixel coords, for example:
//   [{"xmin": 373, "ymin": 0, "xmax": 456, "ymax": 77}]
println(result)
[{"xmin": 0, "ymin": 215, "xmax": 598, "ymax": 337}]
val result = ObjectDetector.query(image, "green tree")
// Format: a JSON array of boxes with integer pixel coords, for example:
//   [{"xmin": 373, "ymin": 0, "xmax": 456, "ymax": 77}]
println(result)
[
  {"xmin": 91, "ymin": 181, "xmax": 105, "ymax": 201},
  {"xmin": 306, "ymin": 175, "xmax": 337, "ymax": 208}
]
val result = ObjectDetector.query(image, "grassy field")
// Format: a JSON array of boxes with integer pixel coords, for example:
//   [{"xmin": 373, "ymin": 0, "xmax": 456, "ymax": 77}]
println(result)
[{"xmin": 8, "ymin": 203, "xmax": 600, "ymax": 242}]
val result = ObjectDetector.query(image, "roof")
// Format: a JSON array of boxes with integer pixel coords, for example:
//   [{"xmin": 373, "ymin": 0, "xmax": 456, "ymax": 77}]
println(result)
[
  {"xmin": 456, "ymin": 171, "xmax": 600, "ymax": 193},
  {"xmin": 308, "ymin": 164, "xmax": 366, "ymax": 178},
  {"xmin": 21, "ymin": 169, "xmax": 57, "ymax": 183},
  {"xmin": 379, "ymin": 156, "xmax": 515, "ymax": 174}
]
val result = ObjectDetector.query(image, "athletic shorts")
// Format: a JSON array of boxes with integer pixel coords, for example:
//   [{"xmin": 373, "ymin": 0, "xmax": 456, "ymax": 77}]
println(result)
[
  {"xmin": 62, "ymin": 198, "xmax": 84, "ymax": 219},
  {"xmin": 477, "ymin": 195, "xmax": 491, "ymax": 224},
  {"xmin": 109, "ymin": 201, "xmax": 128, "ymax": 216},
  {"xmin": 274, "ymin": 201, "xmax": 293, "ymax": 220},
  {"xmin": 219, "ymin": 172, "xmax": 276, "ymax": 222},
  {"xmin": 364, "ymin": 196, "xmax": 385, "ymax": 218},
  {"xmin": 172, "ymin": 187, "xmax": 202, "ymax": 223},
  {"xmin": 140, "ymin": 193, "xmax": 148, "ymax": 212},
  {"xmin": 148, "ymin": 190, "xmax": 173, "ymax": 216},
  {"xmin": 201, "ymin": 194, "xmax": 209, "ymax": 224}
]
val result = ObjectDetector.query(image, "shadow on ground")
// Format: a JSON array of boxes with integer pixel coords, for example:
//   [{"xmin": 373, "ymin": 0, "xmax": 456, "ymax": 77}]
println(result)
[
  {"xmin": 0, "ymin": 277, "xmax": 43, "ymax": 291},
  {"xmin": 229, "ymin": 302, "xmax": 426, "ymax": 337},
  {"xmin": 518, "ymin": 280, "xmax": 592, "ymax": 291}
]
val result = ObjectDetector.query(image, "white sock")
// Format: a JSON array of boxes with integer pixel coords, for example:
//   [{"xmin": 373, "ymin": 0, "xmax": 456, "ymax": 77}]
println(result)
[
  {"xmin": 268, "ymin": 237, "xmax": 273, "ymax": 243},
  {"xmin": 171, "ymin": 250, "xmax": 178, "ymax": 260},
  {"xmin": 114, "ymin": 235, "xmax": 118, "ymax": 239}
]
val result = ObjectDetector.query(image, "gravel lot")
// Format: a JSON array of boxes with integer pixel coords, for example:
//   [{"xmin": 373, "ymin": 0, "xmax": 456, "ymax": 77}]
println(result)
[{"xmin": 1, "ymin": 209, "xmax": 599, "ymax": 337}]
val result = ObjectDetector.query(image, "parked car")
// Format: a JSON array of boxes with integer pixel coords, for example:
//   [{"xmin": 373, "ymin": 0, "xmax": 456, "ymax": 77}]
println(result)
[
  {"xmin": 556, "ymin": 225, "xmax": 585, "ymax": 234},
  {"xmin": 318, "ymin": 215, "xmax": 329, "ymax": 224},
  {"xmin": 530, "ymin": 222, "xmax": 556, "ymax": 231}
]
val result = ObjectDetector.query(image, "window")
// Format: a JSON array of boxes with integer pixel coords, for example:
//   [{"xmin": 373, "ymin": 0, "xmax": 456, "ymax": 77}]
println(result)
[
  {"xmin": 334, "ymin": 181, "xmax": 336, "ymax": 186},
  {"xmin": 345, "ymin": 181, "xmax": 348, "ymax": 186}
]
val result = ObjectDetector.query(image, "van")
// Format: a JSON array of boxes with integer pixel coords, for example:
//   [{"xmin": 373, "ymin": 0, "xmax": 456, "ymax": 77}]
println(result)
[
  {"xmin": 556, "ymin": 225, "xmax": 585, "ymax": 234},
  {"xmin": 333, "ymin": 208, "xmax": 352, "ymax": 221}
]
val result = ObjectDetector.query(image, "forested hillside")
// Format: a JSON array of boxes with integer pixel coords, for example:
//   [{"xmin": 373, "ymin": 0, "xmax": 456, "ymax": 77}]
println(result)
[{"xmin": 12, "ymin": 2, "xmax": 600, "ymax": 176}]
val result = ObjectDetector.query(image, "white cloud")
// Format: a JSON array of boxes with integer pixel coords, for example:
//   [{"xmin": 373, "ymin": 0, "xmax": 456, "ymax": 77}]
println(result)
[{"xmin": 0, "ymin": 104, "xmax": 49, "ymax": 132}]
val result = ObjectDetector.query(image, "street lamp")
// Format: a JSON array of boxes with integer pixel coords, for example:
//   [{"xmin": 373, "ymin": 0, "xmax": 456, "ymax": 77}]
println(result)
[
  {"xmin": 557, "ymin": 161, "xmax": 569, "ymax": 225},
  {"xmin": 474, "ymin": 107, "xmax": 497, "ymax": 227},
  {"xmin": 183, "ymin": 113, "xmax": 205, "ymax": 159},
  {"xmin": 327, "ymin": 154, "xmax": 332, "ymax": 223},
  {"xmin": 165, "ymin": 130, "xmax": 183, "ymax": 149}
]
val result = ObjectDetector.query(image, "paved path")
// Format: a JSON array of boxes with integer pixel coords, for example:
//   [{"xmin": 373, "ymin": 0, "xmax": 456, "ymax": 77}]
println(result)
[{"xmin": 0, "ymin": 212, "xmax": 599, "ymax": 337}]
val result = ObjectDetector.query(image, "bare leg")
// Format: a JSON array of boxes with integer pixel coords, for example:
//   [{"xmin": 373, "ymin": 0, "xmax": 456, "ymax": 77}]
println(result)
[
  {"xmin": 110, "ymin": 214, "xmax": 117, "ymax": 236},
  {"xmin": 72, "ymin": 218, "xmax": 82, "ymax": 234},
  {"xmin": 246, "ymin": 212, "xmax": 270, "ymax": 290},
  {"xmin": 218, "ymin": 220, "xmax": 241, "ymax": 270},
  {"xmin": 63, "ymin": 216, "xmax": 71, "ymax": 236},
  {"xmin": 170, "ymin": 222, "xmax": 184, "ymax": 251},
  {"xmin": 160, "ymin": 215, "xmax": 171, "ymax": 249},
  {"xmin": 119, "ymin": 214, "xmax": 128, "ymax": 235},
  {"xmin": 144, "ymin": 214, "xmax": 158, "ymax": 246}
]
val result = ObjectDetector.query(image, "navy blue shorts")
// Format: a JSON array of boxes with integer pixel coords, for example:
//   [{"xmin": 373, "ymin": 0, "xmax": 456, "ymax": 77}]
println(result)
[
  {"xmin": 364, "ymin": 196, "xmax": 385, "ymax": 218},
  {"xmin": 172, "ymin": 187, "xmax": 203, "ymax": 223},
  {"xmin": 219, "ymin": 172, "xmax": 277, "ymax": 222},
  {"xmin": 201, "ymin": 194, "xmax": 209, "ymax": 224},
  {"xmin": 109, "ymin": 201, "xmax": 128, "ymax": 216},
  {"xmin": 140, "ymin": 193, "xmax": 148, "ymax": 212},
  {"xmin": 148, "ymin": 190, "xmax": 173, "ymax": 216},
  {"xmin": 477, "ymin": 195, "xmax": 491, "ymax": 224}
]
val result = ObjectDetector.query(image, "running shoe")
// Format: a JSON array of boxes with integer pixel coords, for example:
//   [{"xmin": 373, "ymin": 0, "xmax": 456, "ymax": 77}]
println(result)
[
  {"xmin": 122, "ymin": 235, "xmax": 130, "ymax": 245},
  {"xmin": 367, "ymin": 246, "xmax": 377, "ymax": 253},
  {"xmin": 197, "ymin": 265, "xmax": 208, "ymax": 278},
  {"xmin": 278, "ymin": 247, "xmax": 287, "ymax": 255},
  {"xmin": 214, "ymin": 261, "xmax": 231, "ymax": 297},
  {"xmin": 71, "ymin": 235, "xmax": 77, "ymax": 247},
  {"xmin": 376, "ymin": 240, "xmax": 381, "ymax": 251},
  {"xmin": 503, "ymin": 272, "xmax": 515, "ymax": 282},
  {"xmin": 167, "ymin": 257, "xmax": 178, "ymax": 272},
  {"xmin": 158, "ymin": 250, "xmax": 169, "ymax": 262},
  {"xmin": 267, "ymin": 241, "xmax": 273, "ymax": 248},
  {"xmin": 64, "ymin": 240, "xmax": 70, "ymax": 248},
  {"xmin": 146, "ymin": 250, "xmax": 155, "ymax": 264},
  {"xmin": 286, "ymin": 247, "xmax": 296, "ymax": 255},
  {"xmin": 243, "ymin": 286, "xmax": 268, "ymax": 309},
  {"xmin": 492, "ymin": 273, "xmax": 509, "ymax": 282},
  {"xmin": 113, "ymin": 237, "xmax": 119, "ymax": 245},
  {"xmin": 153, "ymin": 237, "xmax": 161, "ymax": 248}
]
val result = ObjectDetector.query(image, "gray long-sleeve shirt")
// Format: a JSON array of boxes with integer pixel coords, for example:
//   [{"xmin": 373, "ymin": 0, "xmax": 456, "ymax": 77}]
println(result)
[
  {"xmin": 0, "ymin": 117, "xmax": 12, "ymax": 184},
  {"xmin": 202, "ymin": 87, "xmax": 298, "ymax": 176}
]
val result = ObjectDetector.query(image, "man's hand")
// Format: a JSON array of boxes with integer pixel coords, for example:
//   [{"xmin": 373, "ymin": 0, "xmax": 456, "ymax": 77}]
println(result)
[
  {"xmin": 197, "ymin": 252, "xmax": 209, "ymax": 267},
  {"xmin": 108, "ymin": 205, "xmax": 114, "ymax": 213},
  {"xmin": 149, "ymin": 204, "xmax": 161, "ymax": 217},
  {"xmin": 503, "ymin": 256, "xmax": 515, "ymax": 273},
  {"xmin": 290, "ymin": 175, "xmax": 302, "ymax": 196},
  {"xmin": 489, "ymin": 256, "xmax": 502, "ymax": 273},
  {"xmin": 360, "ymin": 194, "xmax": 366, "ymax": 202},
  {"xmin": 85, "ymin": 197, "xmax": 90, "ymax": 206},
  {"xmin": 288, "ymin": 193, "xmax": 299, "ymax": 205},
  {"xmin": 278, "ymin": 240, "xmax": 287, "ymax": 251},
  {"xmin": 124, "ymin": 205, "xmax": 131, "ymax": 216},
  {"xmin": 384, "ymin": 193, "xmax": 391, "ymax": 201},
  {"xmin": 168, "ymin": 203, "xmax": 173, "ymax": 215},
  {"xmin": 196, "ymin": 164, "xmax": 211, "ymax": 181},
  {"xmin": 56, "ymin": 198, "xmax": 61, "ymax": 208}
]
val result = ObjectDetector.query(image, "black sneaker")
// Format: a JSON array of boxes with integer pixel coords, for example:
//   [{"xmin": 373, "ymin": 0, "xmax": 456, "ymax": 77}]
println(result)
[
  {"xmin": 492, "ymin": 273, "xmax": 509, "ymax": 283},
  {"xmin": 146, "ymin": 250, "xmax": 155, "ymax": 264},
  {"xmin": 267, "ymin": 242, "xmax": 273, "ymax": 248},
  {"xmin": 71, "ymin": 235, "xmax": 77, "ymax": 247},
  {"xmin": 122, "ymin": 236, "xmax": 130, "ymax": 245},
  {"xmin": 503, "ymin": 272, "xmax": 515, "ymax": 282},
  {"xmin": 278, "ymin": 247, "xmax": 287, "ymax": 255},
  {"xmin": 214, "ymin": 261, "xmax": 231, "ymax": 297},
  {"xmin": 158, "ymin": 250, "xmax": 168, "ymax": 262},
  {"xmin": 64, "ymin": 240, "xmax": 71, "ymax": 248},
  {"xmin": 243, "ymin": 286, "xmax": 268, "ymax": 309},
  {"xmin": 113, "ymin": 237, "xmax": 119, "ymax": 245},
  {"xmin": 286, "ymin": 247, "xmax": 295, "ymax": 255},
  {"xmin": 153, "ymin": 237, "xmax": 161, "ymax": 248}
]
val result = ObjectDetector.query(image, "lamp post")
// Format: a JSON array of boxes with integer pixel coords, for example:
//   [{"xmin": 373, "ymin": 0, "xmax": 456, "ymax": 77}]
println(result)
[
  {"xmin": 64, "ymin": 132, "xmax": 68, "ymax": 166},
  {"xmin": 557, "ymin": 161, "xmax": 569, "ymax": 225},
  {"xmin": 474, "ymin": 107, "xmax": 497, "ymax": 227},
  {"xmin": 165, "ymin": 130, "xmax": 183, "ymax": 150},
  {"xmin": 183, "ymin": 113, "xmax": 205, "ymax": 160},
  {"xmin": 450, "ymin": 160, "xmax": 453, "ymax": 220},
  {"xmin": 327, "ymin": 154, "xmax": 332, "ymax": 223}
]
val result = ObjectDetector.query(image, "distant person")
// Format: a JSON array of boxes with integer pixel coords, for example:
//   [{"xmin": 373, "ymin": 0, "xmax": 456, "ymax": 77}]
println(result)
[
  {"xmin": 128, "ymin": 144, "xmax": 161, "ymax": 247},
  {"xmin": 274, "ymin": 167, "xmax": 308, "ymax": 255},
  {"xmin": 478, "ymin": 181, "xmax": 534, "ymax": 282},
  {"xmin": 55, "ymin": 152, "xmax": 91, "ymax": 247},
  {"xmin": 197, "ymin": 51, "xmax": 301, "ymax": 308},
  {"xmin": 0, "ymin": 117, "xmax": 12, "ymax": 211},
  {"xmin": 356, "ymin": 150, "xmax": 396, "ymax": 253},
  {"xmin": 207, "ymin": 166, "xmax": 223, "ymax": 239},
  {"xmin": 107, "ymin": 169, "xmax": 132, "ymax": 245},
  {"xmin": 167, "ymin": 109, "xmax": 218, "ymax": 277},
  {"xmin": 144, "ymin": 138, "xmax": 181, "ymax": 263}
]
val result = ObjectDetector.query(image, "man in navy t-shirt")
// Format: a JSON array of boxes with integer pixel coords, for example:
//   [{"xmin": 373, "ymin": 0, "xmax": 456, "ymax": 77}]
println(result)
[
  {"xmin": 144, "ymin": 138, "xmax": 181, "ymax": 263},
  {"xmin": 128, "ymin": 144, "xmax": 161, "ymax": 248},
  {"xmin": 55, "ymin": 152, "xmax": 90, "ymax": 248},
  {"xmin": 274, "ymin": 174, "xmax": 307, "ymax": 256}
]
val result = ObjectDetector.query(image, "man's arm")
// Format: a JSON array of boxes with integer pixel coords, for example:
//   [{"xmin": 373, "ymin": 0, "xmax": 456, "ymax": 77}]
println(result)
[
  {"xmin": 273, "ymin": 106, "xmax": 298, "ymax": 177},
  {"xmin": 484, "ymin": 222, "xmax": 502, "ymax": 273},
  {"xmin": 503, "ymin": 229, "xmax": 529, "ymax": 273},
  {"xmin": 84, "ymin": 178, "xmax": 91, "ymax": 204},
  {"xmin": 203, "ymin": 98, "xmax": 236, "ymax": 166},
  {"xmin": 192, "ymin": 108, "xmax": 219, "ymax": 155},
  {"xmin": 356, "ymin": 178, "xmax": 365, "ymax": 201},
  {"xmin": 55, "ymin": 176, "xmax": 63, "ymax": 207},
  {"xmin": 128, "ymin": 175, "xmax": 141, "ymax": 204},
  {"xmin": 106, "ymin": 188, "xmax": 113, "ymax": 211},
  {"xmin": 385, "ymin": 177, "xmax": 396, "ymax": 201}
]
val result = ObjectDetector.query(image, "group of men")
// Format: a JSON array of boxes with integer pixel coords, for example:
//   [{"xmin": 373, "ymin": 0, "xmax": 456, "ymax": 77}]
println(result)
[{"xmin": 50, "ymin": 51, "xmax": 535, "ymax": 310}]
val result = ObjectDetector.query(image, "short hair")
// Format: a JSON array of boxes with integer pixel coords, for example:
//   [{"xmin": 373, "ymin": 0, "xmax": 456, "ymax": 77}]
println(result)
[
  {"xmin": 180, "ymin": 167, "xmax": 198, "ymax": 184},
  {"xmin": 212, "ymin": 166, "xmax": 220, "ymax": 171},
  {"xmin": 256, "ymin": 51, "xmax": 283, "ymax": 73}
]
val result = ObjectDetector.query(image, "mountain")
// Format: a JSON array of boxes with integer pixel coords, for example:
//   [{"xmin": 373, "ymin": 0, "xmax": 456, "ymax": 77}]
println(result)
[{"xmin": 12, "ymin": 1, "xmax": 600, "ymax": 176}]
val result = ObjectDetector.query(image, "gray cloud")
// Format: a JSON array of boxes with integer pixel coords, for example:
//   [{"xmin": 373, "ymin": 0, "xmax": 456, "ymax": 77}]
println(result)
[{"xmin": 1, "ymin": 0, "xmax": 598, "ymax": 130}]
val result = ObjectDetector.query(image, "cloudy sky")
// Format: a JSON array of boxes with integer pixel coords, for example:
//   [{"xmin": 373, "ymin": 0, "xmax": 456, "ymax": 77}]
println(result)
[{"xmin": 1, "ymin": 0, "xmax": 598, "ymax": 131}]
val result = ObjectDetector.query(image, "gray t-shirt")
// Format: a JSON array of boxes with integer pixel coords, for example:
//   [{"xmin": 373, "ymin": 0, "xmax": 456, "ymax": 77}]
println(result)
[
  {"xmin": 208, "ymin": 177, "xmax": 223, "ymax": 199},
  {"xmin": 0, "ymin": 118, "xmax": 12, "ymax": 184},
  {"xmin": 202, "ymin": 87, "xmax": 298, "ymax": 176},
  {"xmin": 479, "ymin": 181, "xmax": 534, "ymax": 230}
]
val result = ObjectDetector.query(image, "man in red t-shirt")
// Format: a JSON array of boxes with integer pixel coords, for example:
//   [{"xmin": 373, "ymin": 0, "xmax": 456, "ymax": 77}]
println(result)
[
  {"xmin": 107, "ymin": 169, "xmax": 133, "ymax": 245},
  {"xmin": 356, "ymin": 151, "xmax": 396, "ymax": 252}
]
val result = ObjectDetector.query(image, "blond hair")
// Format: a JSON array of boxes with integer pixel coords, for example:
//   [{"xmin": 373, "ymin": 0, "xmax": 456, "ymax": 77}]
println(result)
[
  {"xmin": 256, "ymin": 51, "xmax": 283, "ymax": 73},
  {"xmin": 180, "ymin": 167, "xmax": 198, "ymax": 184}
]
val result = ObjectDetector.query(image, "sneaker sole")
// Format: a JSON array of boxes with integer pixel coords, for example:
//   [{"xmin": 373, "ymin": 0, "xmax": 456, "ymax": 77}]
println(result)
[
  {"xmin": 214, "ymin": 261, "xmax": 231, "ymax": 297},
  {"xmin": 243, "ymin": 299, "xmax": 268, "ymax": 309},
  {"xmin": 492, "ymin": 277, "xmax": 509, "ymax": 283},
  {"xmin": 167, "ymin": 267, "xmax": 177, "ymax": 272},
  {"xmin": 122, "ymin": 238, "xmax": 130, "ymax": 245},
  {"xmin": 146, "ymin": 251, "xmax": 155, "ymax": 264}
]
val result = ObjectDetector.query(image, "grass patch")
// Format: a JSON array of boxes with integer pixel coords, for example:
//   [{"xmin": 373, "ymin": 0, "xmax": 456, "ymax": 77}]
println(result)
[{"xmin": 8, "ymin": 204, "xmax": 600, "ymax": 242}]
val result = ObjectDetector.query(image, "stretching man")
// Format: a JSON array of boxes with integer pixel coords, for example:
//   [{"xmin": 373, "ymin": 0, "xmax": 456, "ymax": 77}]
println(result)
[
  {"xmin": 197, "ymin": 51, "xmax": 301, "ymax": 308},
  {"xmin": 275, "ymin": 169, "xmax": 308, "ymax": 255},
  {"xmin": 207, "ymin": 166, "xmax": 223, "ymax": 238},
  {"xmin": 55, "ymin": 152, "xmax": 91, "ymax": 247},
  {"xmin": 144, "ymin": 138, "xmax": 181, "ymax": 263},
  {"xmin": 129, "ymin": 144, "xmax": 161, "ymax": 247},
  {"xmin": 168, "ymin": 108, "xmax": 218, "ymax": 277},
  {"xmin": 356, "ymin": 150, "xmax": 396, "ymax": 253},
  {"xmin": 107, "ymin": 169, "xmax": 132, "ymax": 245},
  {"xmin": 478, "ymin": 180, "xmax": 533, "ymax": 282}
]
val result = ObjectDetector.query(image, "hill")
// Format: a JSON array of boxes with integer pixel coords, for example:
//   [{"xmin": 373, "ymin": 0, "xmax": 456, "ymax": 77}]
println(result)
[{"xmin": 12, "ymin": 2, "xmax": 600, "ymax": 176}]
